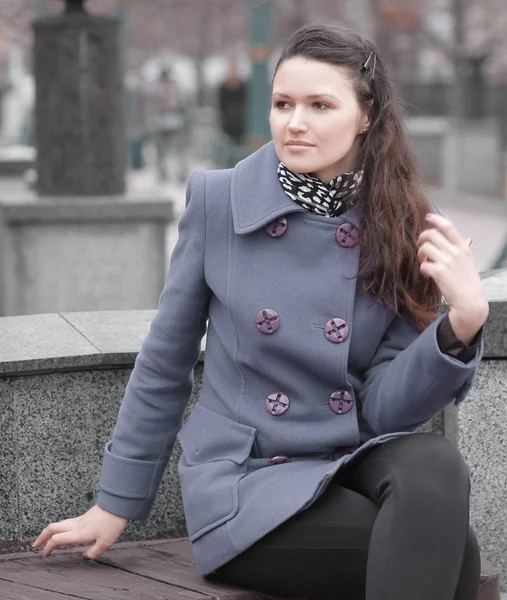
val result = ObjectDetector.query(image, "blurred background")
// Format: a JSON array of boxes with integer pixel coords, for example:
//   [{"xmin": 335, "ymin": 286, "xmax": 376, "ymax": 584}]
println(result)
[{"xmin": 0, "ymin": 0, "xmax": 506, "ymax": 316}]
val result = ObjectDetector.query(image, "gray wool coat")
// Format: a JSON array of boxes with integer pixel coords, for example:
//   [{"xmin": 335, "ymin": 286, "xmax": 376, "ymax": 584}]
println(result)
[{"xmin": 97, "ymin": 141, "xmax": 483, "ymax": 575}]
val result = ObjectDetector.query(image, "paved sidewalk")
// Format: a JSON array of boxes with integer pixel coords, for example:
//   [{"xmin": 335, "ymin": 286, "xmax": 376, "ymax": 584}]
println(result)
[{"xmin": 427, "ymin": 186, "xmax": 507, "ymax": 271}]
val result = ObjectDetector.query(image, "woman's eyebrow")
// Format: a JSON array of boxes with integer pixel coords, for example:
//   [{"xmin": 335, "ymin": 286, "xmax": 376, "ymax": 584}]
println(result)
[{"xmin": 272, "ymin": 92, "xmax": 339, "ymax": 102}]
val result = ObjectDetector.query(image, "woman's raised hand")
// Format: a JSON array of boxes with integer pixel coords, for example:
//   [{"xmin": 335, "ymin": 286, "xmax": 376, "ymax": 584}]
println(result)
[
  {"xmin": 32, "ymin": 504, "xmax": 128, "ymax": 560},
  {"xmin": 417, "ymin": 213, "xmax": 489, "ymax": 344}
]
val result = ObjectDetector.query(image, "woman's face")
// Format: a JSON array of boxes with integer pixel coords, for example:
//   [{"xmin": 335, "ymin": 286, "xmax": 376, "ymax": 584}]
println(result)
[{"xmin": 270, "ymin": 57, "xmax": 370, "ymax": 183}]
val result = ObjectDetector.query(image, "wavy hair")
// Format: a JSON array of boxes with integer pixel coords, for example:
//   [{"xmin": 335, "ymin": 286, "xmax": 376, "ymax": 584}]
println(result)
[{"xmin": 274, "ymin": 24, "xmax": 441, "ymax": 330}]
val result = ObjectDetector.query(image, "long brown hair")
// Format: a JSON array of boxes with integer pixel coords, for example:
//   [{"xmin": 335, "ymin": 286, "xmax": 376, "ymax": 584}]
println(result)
[{"xmin": 274, "ymin": 24, "xmax": 441, "ymax": 330}]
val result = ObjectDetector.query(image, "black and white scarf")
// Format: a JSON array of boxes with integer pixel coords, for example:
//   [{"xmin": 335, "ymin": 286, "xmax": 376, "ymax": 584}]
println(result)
[{"xmin": 277, "ymin": 161, "xmax": 364, "ymax": 218}]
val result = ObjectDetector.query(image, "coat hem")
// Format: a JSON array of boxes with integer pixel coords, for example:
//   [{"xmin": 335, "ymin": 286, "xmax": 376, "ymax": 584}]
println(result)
[{"xmin": 190, "ymin": 429, "xmax": 416, "ymax": 575}]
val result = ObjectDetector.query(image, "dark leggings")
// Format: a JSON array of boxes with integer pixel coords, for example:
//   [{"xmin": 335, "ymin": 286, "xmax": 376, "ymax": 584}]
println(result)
[{"xmin": 210, "ymin": 433, "xmax": 480, "ymax": 600}]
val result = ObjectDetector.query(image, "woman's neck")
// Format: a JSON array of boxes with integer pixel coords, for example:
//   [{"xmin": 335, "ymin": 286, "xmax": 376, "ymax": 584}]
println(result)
[{"xmin": 310, "ymin": 165, "xmax": 359, "ymax": 184}]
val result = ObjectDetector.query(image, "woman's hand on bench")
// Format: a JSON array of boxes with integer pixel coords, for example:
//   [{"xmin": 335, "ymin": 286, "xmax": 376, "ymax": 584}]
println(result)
[{"xmin": 31, "ymin": 504, "xmax": 128, "ymax": 560}]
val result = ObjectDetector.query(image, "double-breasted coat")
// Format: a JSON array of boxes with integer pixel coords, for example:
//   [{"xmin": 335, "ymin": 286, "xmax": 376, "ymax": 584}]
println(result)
[{"xmin": 97, "ymin": 141, "xmax": 483, "ymax": 575}]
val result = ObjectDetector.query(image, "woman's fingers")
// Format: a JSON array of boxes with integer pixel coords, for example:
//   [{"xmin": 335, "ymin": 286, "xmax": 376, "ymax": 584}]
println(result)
[
  {"xmin": 417, "ymin": 241, "xmax": 447, "ymax": 265},
  {"xmin": 42, "ymin": 530, "xmax": 86, "ymax": 558},
  {"xmin": 419, "ymin": 258, "xmax": 441, "ymax": 280},
  {"xmin": 417, "ymin": 227, "xmax": 456, "ymax": 253},
  {"xmin": 33, "ymin": 506, "xmax": 127, "ymax": 561},
  {"xmin": 33, "ymin": 519, "xmax": 79, "ymax": 548},
  {"xmin": 83, "ymin": 540, "xmax": 111, "ymax": 561},
  {"xmin": 424, "ymin": 213, "xmax": 466, "ymax": 247}
]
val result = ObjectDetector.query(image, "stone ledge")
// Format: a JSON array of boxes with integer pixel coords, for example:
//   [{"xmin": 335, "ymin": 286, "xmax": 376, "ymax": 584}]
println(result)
[
  {"xmin": 0, "ymin": 311, "xmax": 154, "ymax": 376},
  {"xmin": 0, "ymin": 269, "xmax": 504, "ymax": 375},
  {"xmin": 0, "ymin": 194, "xmax": 174, "ymax": 224}
]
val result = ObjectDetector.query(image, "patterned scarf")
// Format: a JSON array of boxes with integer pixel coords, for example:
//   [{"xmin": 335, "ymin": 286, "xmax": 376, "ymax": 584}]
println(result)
[{"xmin": 277, "ymin": 161, "xmax": 364, "ymax": 218}]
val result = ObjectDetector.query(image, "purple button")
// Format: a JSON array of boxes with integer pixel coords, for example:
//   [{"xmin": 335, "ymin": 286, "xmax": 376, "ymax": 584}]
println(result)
[
  {"xmin": 329, "ymin": 390, "xmax": 354, "ymax": 414},
  {"xmin": 324, "ymin": 318, "xmax": 350, "ymax": 343},
  {"xmin": 266, "ymin": 393, "xmax": 290, "ymax": 416},
  {"xmin": 268, "ymin": 456, "xmax": 291, "ymax": 466},
  {"xmin": 256, "ymin": 309, "xmax": 280, "ymax": 334},
  {"xmin": 264, "ymin": 217, "xmax": 288, "ymax": 237},
  {"xmin": 332, "ymin": 446, "xmax": 357, "ymax": 461},
  {"xmin": 336, "ymin": 222, "xmax": 360, "ymax": 248}
]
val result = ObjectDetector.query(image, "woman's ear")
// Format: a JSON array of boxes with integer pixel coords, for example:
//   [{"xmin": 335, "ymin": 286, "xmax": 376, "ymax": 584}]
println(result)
[
  {"xmin": 359, "ymin": 114, "xmax": 371, "ymax": 134},
  {"xmin": 361, "ymin": 99, "xmax": 374, "ymax": 131}
]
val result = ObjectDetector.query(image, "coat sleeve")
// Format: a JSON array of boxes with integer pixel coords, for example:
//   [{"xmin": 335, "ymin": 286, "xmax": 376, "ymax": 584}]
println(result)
[
  {"xmin": 97, "ymin": 170, "xmax": 211, "ymax": 520},
  {"xmin": 359, "ymin": 312, "xmax": 483, "ymax": 435}
]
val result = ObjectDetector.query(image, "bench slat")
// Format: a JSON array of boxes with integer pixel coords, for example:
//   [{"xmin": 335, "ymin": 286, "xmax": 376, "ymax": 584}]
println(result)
[
  {"xmin": 0, "ymin": 538, "xmax": 500, "ymax": 600},
  {"xmin": 98, "ymin": 539, "xmax": 257, "ymax": 600},
  {"xmin": 0, "ymin": 579, "xmax": 80, "ymax": 600},
  {"xmin": 0, "ymin": 551, "xmax": 206, "ymax": 600}
]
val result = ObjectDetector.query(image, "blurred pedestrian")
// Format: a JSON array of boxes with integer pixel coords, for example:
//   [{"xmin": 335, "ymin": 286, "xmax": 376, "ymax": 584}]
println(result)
[
  {"xmin": 217, "ymin": 55, "xmax": 247, "ymax": 166},
  {"xmin": 152, "ymin": 66, "xmax": 187, "ymax": 182}
]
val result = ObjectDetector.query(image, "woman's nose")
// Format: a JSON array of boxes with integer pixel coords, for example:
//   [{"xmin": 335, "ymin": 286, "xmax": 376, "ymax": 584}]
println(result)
[{"xmin": 287, "ymin": 110, "xmax": 309, "ymax": 133}]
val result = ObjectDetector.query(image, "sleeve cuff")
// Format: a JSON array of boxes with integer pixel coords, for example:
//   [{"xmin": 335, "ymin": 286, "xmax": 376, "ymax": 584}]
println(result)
[
  {"xmin": 424, "ymin": 314, "xmax": 483, "ymax": 408},
  {"xmin": 96, "ymin": 489, "xmax": 153, "ymax": 521},
  {"xmin": 437, "ymin": 313, "xmax": 483, "ymax": 363},
  {"xmin": 97, "ymin": 442, "xmax": 158, "ymax": 520}
]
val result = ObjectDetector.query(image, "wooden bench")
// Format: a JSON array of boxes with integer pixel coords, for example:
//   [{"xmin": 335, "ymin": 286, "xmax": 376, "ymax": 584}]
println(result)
[{"xmin": 0, "ymin": 537, "xmax": 501, "ymax": 600}]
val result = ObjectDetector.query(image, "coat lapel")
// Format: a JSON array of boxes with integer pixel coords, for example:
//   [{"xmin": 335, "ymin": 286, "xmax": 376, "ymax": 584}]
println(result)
[
  {"xmin": 231, "ymin": 140, "xmax": 363, "ymax": 235},
  {"xmin": 231, "ymin": 141, "xmax": 306, "ymax": 235}
]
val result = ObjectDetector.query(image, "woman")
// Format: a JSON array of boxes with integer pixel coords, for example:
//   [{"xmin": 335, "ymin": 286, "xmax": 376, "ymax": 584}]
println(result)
[{"xmin": 34, "ymin": 25, "xmax": 488, "ymax": 600}]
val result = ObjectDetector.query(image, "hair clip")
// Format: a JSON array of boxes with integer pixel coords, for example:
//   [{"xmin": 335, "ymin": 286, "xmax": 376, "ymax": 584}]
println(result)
[{"xmin": 361, "ymin": 51, "xmax": 376, "ymax": 80}]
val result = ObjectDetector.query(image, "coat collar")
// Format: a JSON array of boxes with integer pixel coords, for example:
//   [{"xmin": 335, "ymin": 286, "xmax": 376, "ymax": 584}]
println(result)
[{"xmin": 231, "ymin": 141, "xmax": 362, "ymax": 235}]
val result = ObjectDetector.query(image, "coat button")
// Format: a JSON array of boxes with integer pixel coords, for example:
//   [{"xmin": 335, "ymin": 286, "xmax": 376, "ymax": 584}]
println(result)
[
  {"xmin": 332, "ymin": 446, "xmax": 357, "ymax": 461},
  {"xmin": 266, "ymin": 393, "xmax": 290, "ymax": 416},
  {"xmin": 336, "ymin": 222, "xmax": 360, "ymax": 248},
  {"xmin": 256, "ymin": 309, "xmax": 280, "ymax": 334},
  {"xmin": 268, "ymin": 455, "xmax": 291, "ymax": 466},
  {"xmin": 324, "ymin": 318, "xmax": 350, "ymax": 343},
  {"xmin": 264, "ymin": 216, "xmax": 288, "ymax": 237},
  {"xmin": 329, "ymin": 390, "xmax": 354, "ymax": 414}
]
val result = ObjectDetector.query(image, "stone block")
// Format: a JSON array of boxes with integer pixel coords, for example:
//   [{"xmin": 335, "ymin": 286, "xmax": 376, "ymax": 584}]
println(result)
[
  {"xmin": 0, "ymin": 194, "xmax": 173, "ymax": 317},
  {"xmin": 405, "ymin": 117, "xmax": 504, "ymax": 195},
  {"xmin": 455, "ymin": 120, "xmax": 504, "ymax": 196},
  {"xmin": 8, "ymin": 221, "xmax": 165, "ymax": 315},
  {"xmin": 16, "ymin": 371, "xmax": 99, "ymax": 541},
  {"xmin": 9, "ymin": 364, "xmax": 203, "ymax": 544},
  {"xmin": 482, "ymin": 270, "xmax": 507, "ymax": 358},
  {"xmin": 14, "ymin": 368, "xmax": 138, "ymax": 541},
  {"xmin": 33, "ymin": 11, "xmax": 125, "ymax": 195},
  {"xmin": 0, "ymin": 378, "xmax": 17, "ymax": 545},
  {"xmin": 0, "ymin": 309, "xmax": 205, "ymax": 543},
  {"xmin": 459, "ymin": 361, "xmax": 507, "ymax": 590}
]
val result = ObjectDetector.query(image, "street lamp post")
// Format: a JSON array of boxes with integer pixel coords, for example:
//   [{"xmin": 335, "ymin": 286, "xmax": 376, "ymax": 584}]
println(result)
[{"xmin": 247, "ymin": 0, "xmax": 272, "ymax": 152}]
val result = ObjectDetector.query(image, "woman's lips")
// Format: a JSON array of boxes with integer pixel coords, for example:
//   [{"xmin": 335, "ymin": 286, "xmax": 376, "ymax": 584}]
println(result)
[{"xmin": 285, "ymin": 142, "xmax": 314, "ymax": 150}]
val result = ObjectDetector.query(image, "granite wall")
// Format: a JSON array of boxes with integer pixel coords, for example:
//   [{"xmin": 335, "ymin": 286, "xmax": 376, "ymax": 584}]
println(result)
[{"xmin": 0, "ymin": 269, "xmax": 505, "ymax": 586}]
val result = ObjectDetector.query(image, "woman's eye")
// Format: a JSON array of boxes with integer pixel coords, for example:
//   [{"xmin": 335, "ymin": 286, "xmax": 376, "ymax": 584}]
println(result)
[
  {"xmin": 313, "ymin": 102, "xmax": 329, "ymax": 110},
  {"xmin": 274, "ymin": 101, "xmax": 289, "ymax": 109}
]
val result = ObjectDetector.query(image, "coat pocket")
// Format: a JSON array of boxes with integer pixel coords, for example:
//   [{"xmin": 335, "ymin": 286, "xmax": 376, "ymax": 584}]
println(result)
[{"xmin": 177, "ymin": 403, "xmax": 256, "ymax": 541}]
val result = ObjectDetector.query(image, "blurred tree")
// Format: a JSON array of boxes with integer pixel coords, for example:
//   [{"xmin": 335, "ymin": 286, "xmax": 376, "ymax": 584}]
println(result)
[{"xmin": 1, "ymin": 0, "xmax": 505, "ymax": 93}]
